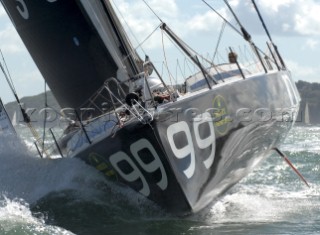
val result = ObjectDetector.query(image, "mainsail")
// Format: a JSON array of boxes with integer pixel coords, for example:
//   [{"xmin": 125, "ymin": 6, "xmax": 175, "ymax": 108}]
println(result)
[{"xmin": 1, "ymin": 0, "xmax": 142, "ymax": 109}]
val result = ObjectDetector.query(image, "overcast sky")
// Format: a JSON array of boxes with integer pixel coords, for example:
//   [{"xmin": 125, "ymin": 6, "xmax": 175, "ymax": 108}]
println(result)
[{"xmin": 0, "ymin": 0, "xmax": 320, "ymax": 104}]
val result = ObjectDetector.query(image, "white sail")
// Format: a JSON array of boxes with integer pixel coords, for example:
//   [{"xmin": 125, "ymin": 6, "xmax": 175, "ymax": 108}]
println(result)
[
  {"xmin": 11, "ymin": 111, "xmax": 17, "ymax": 127},
  {"xmin": 305, "ymin": 102, "xmax": 310, "ymax": 125},
  {"xmin": 0, "ymin": 99, "xmax": 16, "ymax": 135}
]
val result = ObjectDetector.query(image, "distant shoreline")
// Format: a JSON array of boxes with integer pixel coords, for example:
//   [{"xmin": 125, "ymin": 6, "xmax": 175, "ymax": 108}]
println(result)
[{"xmin": 4, "ymin": 80, "xmax": 319, "ymax": 125}]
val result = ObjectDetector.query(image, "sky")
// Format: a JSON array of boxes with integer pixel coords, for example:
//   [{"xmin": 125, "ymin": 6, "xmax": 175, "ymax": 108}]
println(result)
[{"xmin": 0, "ymin": 0, "xmax": 320, "ymax": 104}]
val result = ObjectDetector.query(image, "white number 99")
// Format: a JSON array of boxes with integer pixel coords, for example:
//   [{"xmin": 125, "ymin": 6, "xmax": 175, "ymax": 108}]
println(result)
[
  {"xmin": 110, "ymin": 151, "xmax": 150, "ymax": 196},
  {"xmin": 167, "ymin": 121, "xmax": 195, "ymax": 178},
  {"xmin": 130, "ymin": 139, "xmax": 168, "ymax": 190},
  {"xmin": 193, "ymin": 112, "xmax": 216, "ymax": 169}
]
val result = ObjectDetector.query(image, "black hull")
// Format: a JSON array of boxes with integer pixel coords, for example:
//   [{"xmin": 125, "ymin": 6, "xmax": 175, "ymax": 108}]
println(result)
[{"xmin": 69, "ymin": 70, "xmax": 300, "ymax": 214}]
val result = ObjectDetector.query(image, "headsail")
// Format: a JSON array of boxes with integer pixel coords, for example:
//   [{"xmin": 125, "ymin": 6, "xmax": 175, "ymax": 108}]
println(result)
[{"xmin": 1, "ymin": 0, "xmax": 142, "ymax": 110}]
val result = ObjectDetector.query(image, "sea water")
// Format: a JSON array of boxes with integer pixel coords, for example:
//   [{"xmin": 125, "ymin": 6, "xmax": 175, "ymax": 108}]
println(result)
[{"xmin": 0, "ymin": 125, "xmax": 319, "ymax": 235}]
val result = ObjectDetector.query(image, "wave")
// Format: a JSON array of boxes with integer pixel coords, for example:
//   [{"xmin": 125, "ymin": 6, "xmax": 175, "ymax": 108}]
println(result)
[
  {"xmin": 0, "ymin": 196, "xmax": 74, "ymax": 235},
  {"xmin": 0, "ymin": 135, "xmax": 106, "ymax": 204},
  {"xmin": 0, "ymin": 134, "xmax": 167, "ymax": 234},
  {"xmin": 282, "ymin": 125, "xmax": 320, "ymax": 154},
  {"xmin": 0, "ymin": 125, "xmax": 318, "ymax": 234}
]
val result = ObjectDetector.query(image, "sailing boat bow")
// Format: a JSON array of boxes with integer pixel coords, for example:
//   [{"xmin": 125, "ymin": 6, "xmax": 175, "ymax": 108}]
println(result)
[{"xmin": 1, "ymin": 0, "xmax": 301, "ymax": 214}]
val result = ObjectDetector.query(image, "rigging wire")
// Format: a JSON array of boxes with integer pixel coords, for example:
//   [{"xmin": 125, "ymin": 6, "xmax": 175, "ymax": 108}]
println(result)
[
  {"xmin": 122, "ymin": 23, "xmax": 161, "ymax": 65},
  {"xmin": 111, "ymin": 0, "xmax": 147, "ymax": 56},
  {"xmin": 0, "ymin": 50, "xmax": 16, "ymax": 94},
  {"xmin": 221, "ymin": 0, "xmax": 267, "ymax": 73},
  {"xmin": 0, "ymin": 62, "xmax": 28, "ymax": 123},
  {"xmin": 0, "ymin": 50, "xmax": 48, "ymax": 157},
  {"xmin": 162, "ymin": 28, "xmax": 217, "ymax": 74},
  {"xmin": 222, "ymin": 0, "xmax": 251, "ymax": 42},
  {"xmin": 142, "ymin": 0, "xmax": 219, "ymax": 87},
  {"xmin": 250, "ymin": 0, "xmax": 286, "ymax": 68},
  {"xmin": 203, "ymin": 0, "xmax": 274, "ymax": 67},
  {"xmin": 0, "ymin": 50, "xmax": 17, "ymax": 96},
  {"xmin": 161, "ymin": 30, "xmax": 174, "ymax": 86},
  {"xmin": 184, "ymin": 58, "xmax": 195, "ymax": 75},
  {"xmin": 0, "ymin": 97, "xmax": 16, "ymax": 135},
  {"xmin": 141, "ymin": 0, "xmax": 163, "ymax": 23},
  {"xmin": 176, "ymin": 59, "xmax": 186, "ymax": 81},
  {"xmin": 251, "ymin": 0, "xmax": 273, "ymax": 44},
  {"xmin": 162, "ymin": 33, "xmax": 198, "ymax": 74},
  {"xmin": 175, "ymin": 59, "xmax": 179, "ymax": 86},
  {"xmin": 212, "ymin": 21, "xmax": 226, "ymax": 62},
  {"xmin": 201, "ymin": 0, "xmax": 242, "ymax": 37}
]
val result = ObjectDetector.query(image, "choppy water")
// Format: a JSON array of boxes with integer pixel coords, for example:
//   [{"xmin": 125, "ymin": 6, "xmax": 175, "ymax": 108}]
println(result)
[{"xmin": 0, "ymin": 125, "xmax": 319, "ymax": 235}]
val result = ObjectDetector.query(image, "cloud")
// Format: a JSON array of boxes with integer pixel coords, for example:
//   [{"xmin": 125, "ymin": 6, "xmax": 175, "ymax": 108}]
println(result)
[
  {"xmin": 146, "ymin": 0, "xmax": 178, "ymax": 17},
  {"xmin": 0, "ymin": 5, "xmax": 26, "ymax": 54},
  {"xmin": 286, "ymin": 60, "xmax": 320, "ymax": 82},
  {"xmin": 231, "ymin": 0, "xmax": 320, "ymax": 36},
  {"xmin": 118, "ymin": 0, "xmax": 320, "ymax": 40},
  {"xmin": 258, "ymin": 0, "xmax": 295, "ymax": 12},
  {"xmin": 304, "ymin": 39, "xmax": 319, "ymax": 50},
  {"xmin": 293, "ymin": 1, "xmax": 320, "ymax": 35},
  {"xmin": 0, "ymin": 6, "xmax": 6, "ymax": 18},
  {"xmin": 111, "ymin": 0, "xmax": 181, "ymax": 50},
  {"xmin": 17, "ymin": 68, "xmax": 43, "ymax": 83},
  {"xmin": 0, "ymin": 24, "xmax": 26, "ymax": 54},
  {"xmin": 186, "ymin": 9, "xmax": 227, "ymax": 32}
]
